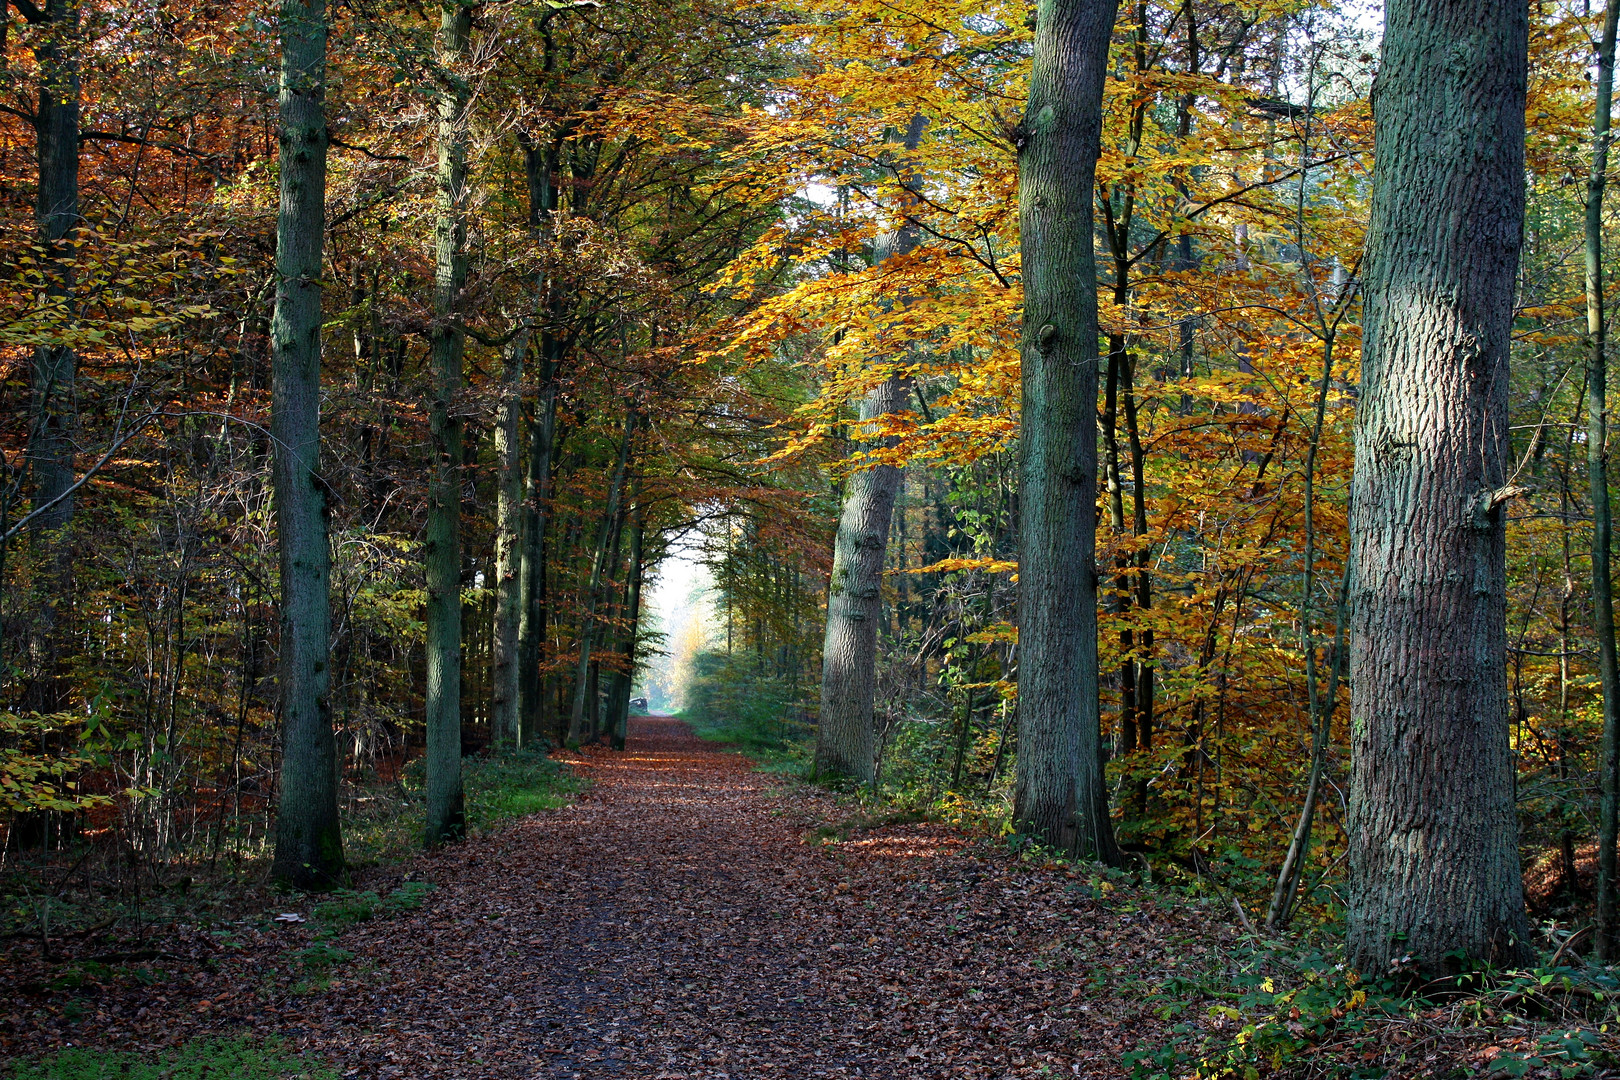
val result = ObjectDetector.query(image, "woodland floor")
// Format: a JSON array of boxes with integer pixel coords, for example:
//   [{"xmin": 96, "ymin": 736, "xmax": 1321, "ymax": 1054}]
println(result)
[{"xmin": 7, "ymin": 716, "xmax": 1615, "ymax": 1078}]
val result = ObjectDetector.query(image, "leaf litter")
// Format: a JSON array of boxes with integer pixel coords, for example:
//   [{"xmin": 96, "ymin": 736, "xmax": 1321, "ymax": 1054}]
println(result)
[{"xmin": 6, "ymin": 716, "xmax": 1617, "ymax": 1078}]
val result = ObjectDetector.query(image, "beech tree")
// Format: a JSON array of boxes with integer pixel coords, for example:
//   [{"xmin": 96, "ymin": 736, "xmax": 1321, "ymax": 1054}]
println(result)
[
  {"xmin": 424, "ymin": 0, "xmax": 473, "ymax": 847},
  {"xmin": 1587, "ymin": 0, "xmax": 1620, "ymax": 963},
  {"xmin": 268, "ymin": 0, "xmax": 342, "ymax": 887},
  {"xmin": 813, "ymin": 116, "xmax": 925, "ymax": 786},
  {"xmin": 1347, "ymin": 0, "xmax": 1534, "ymax": 973},
  {"xmin": 1010, "ymin": 0, "xmax": 1121, "ymax": 863}
]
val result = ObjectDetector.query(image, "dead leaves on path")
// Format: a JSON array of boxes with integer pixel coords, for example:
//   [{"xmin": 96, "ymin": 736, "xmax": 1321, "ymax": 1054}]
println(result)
[{"xmin": 8, "ymin": 717, "xmax": 1613, "ymax": 1078}]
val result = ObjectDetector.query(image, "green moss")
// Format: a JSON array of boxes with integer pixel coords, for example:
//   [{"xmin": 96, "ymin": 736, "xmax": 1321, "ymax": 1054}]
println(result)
[{"xmin": 8, "ymin": 1036, "xmax": 336, "ymax": 1079}]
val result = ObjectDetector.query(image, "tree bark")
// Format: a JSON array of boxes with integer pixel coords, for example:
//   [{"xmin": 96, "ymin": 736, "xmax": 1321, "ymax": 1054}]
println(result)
[
  {"xmin": 812, "ymin": 113, "xmax": 925, "ymax": 786},
  {"xmin": 1347, "ymin": 0, "xmax": 1533, "ymax": 975},
  {"xmin": 1011, "ymin": 0, "xmax": 1122, "ymax": 864},
  {"xmin": 611, "ymin": 502, "xmax": 645, "ymax": 752},
  {"xmin": 27, "ymin": 0, "xmax": 79, "ymax": 533},
  {"xmin": 489, "ymin": 328, "xmax": 529, "ymax": 751},
  {"xmin": 517, "ymin": 134, "xmax": 561, "ymax": 747},
  {"xmin": 268, "ymin": 0, "xmax": 342, "ymax": 889},
  {"xmin": 424, "ymin": 0, "xmax": 472, "ymax": 848},
  {"xmin": 1588, "ymin": 0, "xmax": 1620, "ymax": 963},
  {"xmin": 566, "ymin": 410, "xmax": 635, "ymax": 745}
]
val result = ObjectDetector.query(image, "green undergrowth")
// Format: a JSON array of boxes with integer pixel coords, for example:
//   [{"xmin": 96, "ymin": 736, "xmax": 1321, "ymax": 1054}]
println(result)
[
  {"xmin": 679, "ymin": 651, "xmax": 814, "ymax": 773},
  {"xmin": 7, "ymin": 1036, "xmax": 337, "ymax": 1080},
  {"xmin": 343, "ymin": 747, "xmax": 585, "ymax": 866},
  {"xmin": 308, "ymin": 879, "xmax": 434, "ymax": 937},
  {"xmin": 1121, "ymin": 942, "xmax": 1620, "ymax": 1080}
]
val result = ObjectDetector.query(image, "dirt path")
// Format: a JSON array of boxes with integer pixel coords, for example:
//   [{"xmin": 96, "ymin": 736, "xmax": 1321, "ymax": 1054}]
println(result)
[{"xmin": 300, "ymin": 716, "xmax": 1178, "ymax": 1078}]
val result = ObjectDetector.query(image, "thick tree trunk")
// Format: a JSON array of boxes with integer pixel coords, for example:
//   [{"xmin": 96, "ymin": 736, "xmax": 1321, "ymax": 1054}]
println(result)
[
  {"xmin": 424, "ymin": 1, "xmax": 472, "ymax": 848},
  {"xmin": 1588, "ymin": 0, "xmax": 1620, "ymax": 963},
  {"xmin": 1347, "ymin": 0, "xmax": 1533, "ymax": 975},
  {"xmin": 1011, "ymin": 0, "xmax": 1121, "ymax": 864},
  {"xmin": 268, "ymin": 0, "xmax": 342, "ymax": 889},
  {"xmin": 566, "ymin": 411, "xmax": 635, "ymax": 745},
  {"xmin": 812, "ymin": 113, "xmax": 925, "ymax": 786},
  {"xmin": 16, "ymin": 0, "xmax": 81, "ymax": 718},
  {"xmin": 28, "ymin": 0, "xmax": 79, "ymax": 532},
  {"xmin": 489, "ymin": 328, "xmax": 529, "ymax": 750}
]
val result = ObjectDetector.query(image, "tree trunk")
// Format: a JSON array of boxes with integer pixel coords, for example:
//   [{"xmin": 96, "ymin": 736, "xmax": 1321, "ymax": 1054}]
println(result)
[
  {"xmin": 1011, "ymin": 0, "xmax": 1122, "ymax": 864},
  {"xmin": 424, "ymin": 0, "xmax": 472, "ymax": 848},
  {"xmin": 28, "ymin": 0, "xmax": 79, "ymax": 533},
  {"xmin": 1588, "ymin": 0, "xmax": 1620, "ymax": 963},
  {"xmin": 1347, "ymin": 0, "xmax": 1533, "ymax": 975},
  {"xmin": 813, "ymin": 114, "xmax": 925, "ymax": 786},
  {"xmin": 517, "ymin": 135, "xmax": 561, "ymax": 747},
  {"xmin": 17, "ymin": 0, "xmax": 81, "ymax": 718},
  {"xmin": 489, "ymin": 328, "xmax": 529, "ymax": 751},
  {"xmin": 268, "ymin": 0, "xmax": 342, "ymax": 889},
  {"xmin": 612, "ymin": 502, "xmax": 645, "ymax": 752},
  {"xmin": 566, "ymin": 410, "xmax": 635, "ymax": 745}
]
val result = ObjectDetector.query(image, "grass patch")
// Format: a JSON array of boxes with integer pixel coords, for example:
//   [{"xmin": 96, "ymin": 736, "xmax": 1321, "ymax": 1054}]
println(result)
[
  {"xmin": 465, "ymin": 749, "xmax": 584, "ymax": 825},
  {"xmin": 343, "ymin": 747, "xmax": 585, "ymax": 867},
  {"xmin": 682, "ymin": 705, "xmax": 813, "ymax": 774},
  {"xmin": 8, "ymin": 1036, "xmax": 336, "ymax": 1079},
  {"xmin": 309, "ymin": 880, "xmax": 433, "ymax": 937}
]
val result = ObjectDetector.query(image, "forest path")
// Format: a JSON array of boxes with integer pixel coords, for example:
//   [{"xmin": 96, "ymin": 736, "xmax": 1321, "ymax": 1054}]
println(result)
[{"xmin": 314, "ymin": 716, "xmax": 1165, "ymax": 1078}]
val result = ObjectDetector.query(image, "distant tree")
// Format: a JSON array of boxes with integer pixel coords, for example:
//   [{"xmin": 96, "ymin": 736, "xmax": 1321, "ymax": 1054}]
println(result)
[{"xmin": 813, "ymin": 116, "xmax": 925, "ymax": 786}]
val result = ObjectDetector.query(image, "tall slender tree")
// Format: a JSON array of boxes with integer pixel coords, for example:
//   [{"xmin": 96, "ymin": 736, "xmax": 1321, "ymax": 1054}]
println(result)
[
  {"xmin": 489, "ymin": 326, "xmax": 529, "ymax": 750},
  {"xmin": 566, "ymin": 409, "xmax": 635, "ymax": 746},
  {"xmin": 517, "ymin": 131, "xmax": 562, "ymax": 747},
  {"xmin": 1011, "ymin": 0, "xmax": 1121, "ymax": 864},
  {"xmin": 813, "ymin": 114, "xmax": 925, "ymax": 785},
  {"xmin": 608, "ymin": 495, "xmax": 645, "ymax": 752},
  {"xmin": 1587, "ymin": 0, "xmax": 1620, "ymax": 963},
  {"xmin": 424, "ymin": 0, "xmax": 473, "ymax": 847},
  {"xmin": 1347, "ymin": 0, "xmax": 1533, "ymax": 974},
  {"xmin": 268, "ymin": 0, "xmax": 342, "ymax": 888}
]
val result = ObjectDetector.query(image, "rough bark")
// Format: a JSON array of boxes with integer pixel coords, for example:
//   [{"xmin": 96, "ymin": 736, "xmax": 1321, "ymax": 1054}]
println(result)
[
  {"xmin": 815, "ymin": 377, "xmax": 909, "ymax": 784},
  {"xmin": 268, "ymin": 0, "xmax": 342, "ymax": 888},
  {"xmin": 812, "ymin": 113, "xmax": 926, "ymax": 786},
  {"xmin": 1347, "ymin": 0, "xmax": 1533, "ymax": 974},
  {"xmin": 424, "ymin": 0, "xmax": 472, "ymax": 848},
  {"xmin": 1589, "ymin": 0, "xmax": 1620, "ymax": 963},
  {"xmin": 489, "ymin": 328, "xmax": 529, "ymax": 751},
  {"xmin": 1011, "ymin": 0, "xmax": 1121, "ymax": 864}
]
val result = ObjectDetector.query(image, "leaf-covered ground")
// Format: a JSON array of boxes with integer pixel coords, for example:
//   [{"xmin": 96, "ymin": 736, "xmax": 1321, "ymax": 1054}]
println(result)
[{"xmin": 7, "ymin": 716, "xmax": 1618, "ymax": 1078}]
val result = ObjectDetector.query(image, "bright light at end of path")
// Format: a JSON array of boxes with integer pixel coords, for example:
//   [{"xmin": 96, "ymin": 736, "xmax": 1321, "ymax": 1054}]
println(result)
[{"xmin": 640, "ymin": 539, "xmax": 717, "ymax": 712}]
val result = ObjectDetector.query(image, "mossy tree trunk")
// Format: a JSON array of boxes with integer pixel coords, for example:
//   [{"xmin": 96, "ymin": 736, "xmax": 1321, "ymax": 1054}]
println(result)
[
  {"xmin": 268, "ymin": 0, "xmax": 343, "ymax": 888},
  {"xmin": 1588, "ymin": 0, "xmax": 1620, "ymax": 963},
  {"xmin": 424, "ymin": 0, "xmax": 472, "ymax": 848},
  {"xmin": 1011, "ymin": 0, "xmax": 1121, "ymax": 864}
]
